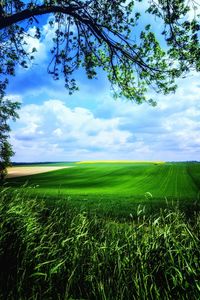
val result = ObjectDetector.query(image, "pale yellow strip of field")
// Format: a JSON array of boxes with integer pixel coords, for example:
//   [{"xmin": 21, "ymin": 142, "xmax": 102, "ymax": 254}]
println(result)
[
  {"xmin": 7, "ymin": 166, "xmax": 72, "ymax": 178},
  {"xmin": 76, "ymin": 161, "xmax": 165, "ymax": 164}
]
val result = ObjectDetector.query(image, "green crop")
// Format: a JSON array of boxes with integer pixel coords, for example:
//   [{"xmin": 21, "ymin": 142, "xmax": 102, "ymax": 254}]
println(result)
[
  {"xmin": 0, "ymin": 187, "xmax": 199, "ymax": 299},
  {"xmin": 5, "ymin": 162, "xmax": 200, "ymax": 218}
]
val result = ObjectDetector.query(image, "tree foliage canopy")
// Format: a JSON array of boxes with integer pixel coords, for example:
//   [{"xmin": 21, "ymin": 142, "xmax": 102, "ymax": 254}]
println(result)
[
  {"xmin": 0, "ymin": 0, "xmax": 199, "ymax": 105},
  {"xmin": 0, "ymin": 85, "xmax": 20, "ymax": 180}
]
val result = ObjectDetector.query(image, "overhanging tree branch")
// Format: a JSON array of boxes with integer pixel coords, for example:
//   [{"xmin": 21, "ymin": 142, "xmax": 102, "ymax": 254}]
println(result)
[
  {"xmin": 0, "ymin": 5, "xmax": 82, "ymax": 29},
  {"xmin": 0, "ymin": 1, "xmax": 199, "ymax": 103}
]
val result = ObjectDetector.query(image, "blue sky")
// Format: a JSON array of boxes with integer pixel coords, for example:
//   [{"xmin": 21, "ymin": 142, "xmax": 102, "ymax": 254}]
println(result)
[{"xmin": 6, "ymin": 2, "xmax": 200, "ymax": 162}]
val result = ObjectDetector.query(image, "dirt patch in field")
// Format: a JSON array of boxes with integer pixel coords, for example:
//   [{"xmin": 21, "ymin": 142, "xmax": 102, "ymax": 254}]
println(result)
[{"xmin": 7, "ymin": 166, "xmax": 72, "ymax": 178}]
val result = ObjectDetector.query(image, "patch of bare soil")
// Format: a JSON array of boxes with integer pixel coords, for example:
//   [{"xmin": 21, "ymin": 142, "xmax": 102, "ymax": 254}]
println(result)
[{"xmin": 7, "ymin": 166, "xmax": 72, "ymax": 178}]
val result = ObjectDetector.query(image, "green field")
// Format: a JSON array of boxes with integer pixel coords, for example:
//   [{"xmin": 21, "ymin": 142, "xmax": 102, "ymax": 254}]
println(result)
[
  {"xmin": 1, "ymin": 161, "xmax": 200, "ymax": 299},
  {"xmin": 6, "ymin": 161, "xmax": 200, "ymax": 217}
]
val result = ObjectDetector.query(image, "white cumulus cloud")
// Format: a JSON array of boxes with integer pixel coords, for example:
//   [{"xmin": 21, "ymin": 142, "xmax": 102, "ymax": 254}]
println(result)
[{"xmin": 10, "ymin": 99, "xmax": 134, "ymax": 162}]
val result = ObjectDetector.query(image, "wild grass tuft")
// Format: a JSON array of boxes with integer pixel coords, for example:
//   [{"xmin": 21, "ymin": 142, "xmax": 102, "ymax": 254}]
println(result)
[{"xmin": 0, "ymin": 188, "xmax": 199, "ymax": 299}]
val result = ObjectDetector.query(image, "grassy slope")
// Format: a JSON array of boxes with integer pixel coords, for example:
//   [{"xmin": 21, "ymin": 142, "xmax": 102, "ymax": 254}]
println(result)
[
  {"xmin": 1, "ymin": 164, "xmax": 200, "ymax": 299},
  {"xmin": 0, "ymin": 189, "xmax": 199, "ymax": 300},
  {"xmin": 6, "ymin": 162, "xmax": 200, "ymax": 217}
]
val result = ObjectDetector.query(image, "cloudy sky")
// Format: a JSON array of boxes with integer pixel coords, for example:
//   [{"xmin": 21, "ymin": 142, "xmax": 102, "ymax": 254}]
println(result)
[{"xmin": 6, "ymin": 2, "xmax": 200, "ymax": 162}]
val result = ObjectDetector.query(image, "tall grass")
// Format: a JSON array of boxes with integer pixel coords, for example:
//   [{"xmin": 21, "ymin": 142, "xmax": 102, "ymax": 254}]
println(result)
[{"xmin": 0, "ymin": 187, "xmax": 199, "ymax": 299}]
